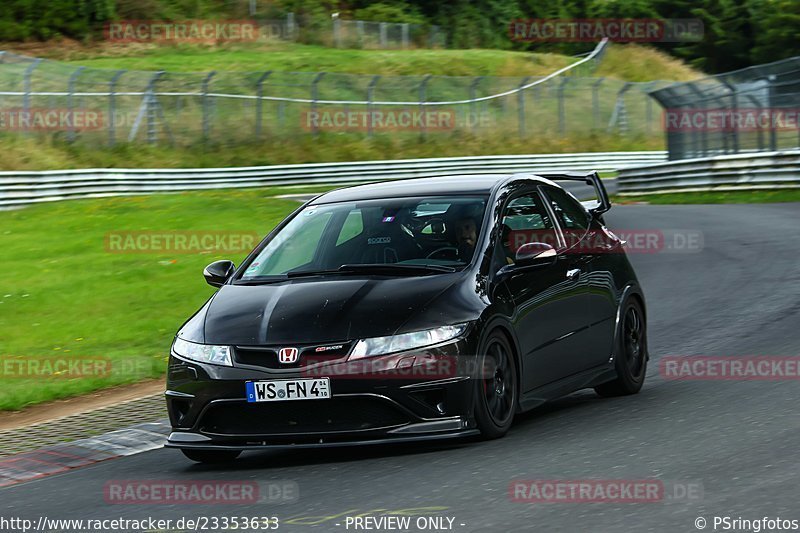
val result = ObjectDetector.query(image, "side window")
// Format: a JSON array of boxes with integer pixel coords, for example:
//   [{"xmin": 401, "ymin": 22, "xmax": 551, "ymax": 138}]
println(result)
[
  {"xmin": 497, "ymin": 192, "xmax": 557, "ymax": 267},
  {"xmin": 336, "ymin": 210, "xmax": 364, "ymax": 245},
  {"xmin": 542, "ymin": 186, "xmax": 590, "ymax": 232}
]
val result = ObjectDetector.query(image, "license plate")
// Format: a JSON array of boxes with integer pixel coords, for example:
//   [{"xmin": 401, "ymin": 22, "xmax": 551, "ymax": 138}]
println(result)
[{"xmin": 246, "ymin": 378, "xmax": 331, "ymax": 403}]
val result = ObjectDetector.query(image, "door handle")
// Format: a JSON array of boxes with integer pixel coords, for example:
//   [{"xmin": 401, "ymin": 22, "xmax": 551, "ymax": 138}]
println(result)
[{"xmin": 566, "ymin": 268, "xmax": 581, "ymax": 282}]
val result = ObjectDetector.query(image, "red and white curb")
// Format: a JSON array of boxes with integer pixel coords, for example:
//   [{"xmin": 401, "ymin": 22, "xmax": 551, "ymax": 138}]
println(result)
[{"xmin": 0, "ymin": 421, "xmax": 169, "ymax": 488}]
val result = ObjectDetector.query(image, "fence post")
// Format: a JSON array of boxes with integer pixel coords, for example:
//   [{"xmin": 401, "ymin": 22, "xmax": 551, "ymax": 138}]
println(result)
[
  {"xmin": 23, "ymin": 59, "xmax": 42, "ymax": 135},
  {"xmin": 67, "ymin": 66, "xmax": 85, "ymax": 143},
  {"xmin": 642, "ymin": 81, "xmax": 656, "ymax": 134},
  {"xmin": 333, "ymin": 17, "xmax": 342, "ymax": 48},
  {"xmin": 720, "ymin": 79, "xmax": 739, "ymax": 154},
  {"xmin": 311, "ymin": 72, "xmax": 326, "ymax": 136},
  {"xmin": 592, "ymin": 78, "xmax": 604, "ymax": 130},
  {"xmin": 255, "ymin": 71, "xmax": 272, "ymax": 138},
  {"xmin": 201, "ymin": 71, "xmax": 216, "ymax": 142},
  {"xmin": 249, "ymin": 0, "xmax": 256, "ymax": 16},
  {"xmin": 286, "ymin": 13, "xmax": 295, "ymax": 40},
  {"xmin": 557, "ymin": 77, "xmax": 570, "ymax": 136},
  {"xmin": 739, "ymin": 94, "xmax": 764, "ymax": 152},
  {"xmin": 608, "ymin": 82, "xmax": 632, "ymax": 134},
  {"xmin": 367, "ymin": 75, "xmax": 380, "ymax": 137},
  {"xmin": 469, "ymin": 76, "xmax": 483, "ymax": 132},
  {"xmin": 429, "ymin": 26, "xmax": 439, "ymax": 47},
  {"xmin": 401, "ymin": 24, "xmax": 409, "ymax": 49},
  {"xmin": 517, "ymin": 77, "xmax": 530, "ymax": 138},
  {"xmin": 147, "ymin": 71, "xmax": 165, "ymax": 144},
  {"xmin": 418, "ymin": 74, "xmax": 431, "ymax": 138},
  {"xmin": 767, "ymin": 74, "xmax": 777, "ymax": 151},
  {"xmin": 379, "ymin": 23, "xmax": 388, "ymax": 48},
  {"xmin": 685, "ymin": 83, "xmax": 709, "ymax": 156},
  {"xmin": 357, "ymin": 20, "xmax": 365, "ymax": 48},
  {"xmin": 107, "ymin": 70, "xmax": 126, "ymax": 146}
]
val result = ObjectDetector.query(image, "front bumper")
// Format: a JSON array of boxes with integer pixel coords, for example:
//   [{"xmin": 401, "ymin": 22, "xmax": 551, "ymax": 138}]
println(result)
[{"xmin": 165, "ymin": 337, "xmax": 481, "ymax": 449}]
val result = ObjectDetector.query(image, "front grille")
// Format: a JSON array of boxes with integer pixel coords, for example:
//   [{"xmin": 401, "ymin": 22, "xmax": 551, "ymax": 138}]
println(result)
[
  {"xmin": 198, "ymin": 396, "xmax": 410, "ymax": 436},
  {"xmin": 233, "ymin": 343, "xmax": 351, "ymax": 370}
]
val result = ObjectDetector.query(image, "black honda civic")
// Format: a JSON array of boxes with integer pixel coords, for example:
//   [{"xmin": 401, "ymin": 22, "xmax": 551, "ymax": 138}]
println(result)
[{"xmin": 166, "ymin": 172, "xmax": 648, "ymax": 462}]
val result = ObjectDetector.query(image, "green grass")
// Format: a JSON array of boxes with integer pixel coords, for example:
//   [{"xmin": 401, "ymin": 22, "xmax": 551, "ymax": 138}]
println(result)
[
  {"xmin": 595, "ymin": 44, "xmax": 701, "ymax": 82},
  {"xmin": 0, "ymin": 187, "xmax": 316, "ymax": 411},
  {"xmin": 614, "ymin": 189, "xmax": 800, "ymax": 204},
  {"xmin": 11, "ymin": 41, "xmax": 702, "ymax": 81},
  {"xmin": 23, "ymin": 42, "xmax": 575, "ymax": 77},
  {"xmin": 0, "ymin": 132, "xmax": 664, "ymax": 171}
]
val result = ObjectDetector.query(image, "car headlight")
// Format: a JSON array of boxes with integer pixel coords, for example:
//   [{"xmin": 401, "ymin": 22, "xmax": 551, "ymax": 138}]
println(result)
[
  {"xmin": 349, "ymin": 324, "xmax": 467, "ymax": 360},
  {"xmin": 172, "ymin": 337, "xmax": 232, "ymax": 366}
]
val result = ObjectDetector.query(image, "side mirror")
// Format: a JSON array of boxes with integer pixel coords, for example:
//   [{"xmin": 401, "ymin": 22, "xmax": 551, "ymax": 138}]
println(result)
[
  {"xmin": 515, "ymin": 242, "xmax": 557, "ymax": 266},
  {"xmin": 203, "ymin": 260, "xmax": 235, "ymax": 288}
]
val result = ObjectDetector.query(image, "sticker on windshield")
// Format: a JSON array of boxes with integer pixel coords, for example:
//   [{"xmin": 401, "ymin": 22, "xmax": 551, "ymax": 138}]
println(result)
[
  {"xmin": 368, "ymin": 237, "xmax": 391, "ymax": 245},
  {"xmin": 382, "ymin": 216, "xmax": 395, "ymax": 223}
]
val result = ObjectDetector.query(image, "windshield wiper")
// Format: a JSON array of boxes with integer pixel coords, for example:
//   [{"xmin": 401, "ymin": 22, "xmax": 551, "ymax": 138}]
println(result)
[
  {"xmin": 338, "ymin": 263, "xmax": 457, "ymax": 274},
  {"xmin": 236, "ymin": 276, "xmax": 289, "ymax": 285},
  {"xmin": 285, "ymin": 263, "xmax": 456, "ymax": 278}
]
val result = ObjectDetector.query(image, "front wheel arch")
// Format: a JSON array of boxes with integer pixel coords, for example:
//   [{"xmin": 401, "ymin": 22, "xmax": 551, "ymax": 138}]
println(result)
[{"xmin": 478, "ymin": 319, "xmax": 522, "ymax": 413}]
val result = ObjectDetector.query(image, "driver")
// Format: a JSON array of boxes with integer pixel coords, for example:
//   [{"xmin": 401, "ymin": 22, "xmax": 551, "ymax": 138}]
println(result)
[{"xmin": 455, "ymin": 216, "xmax": 478, "ymax": 260}]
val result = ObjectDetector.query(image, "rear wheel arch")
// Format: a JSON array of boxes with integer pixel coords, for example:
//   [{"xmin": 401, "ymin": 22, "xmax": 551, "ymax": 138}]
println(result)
[
  {"xmin": 627, "ymin": 292, "xmax": 646, "ymax": 323},
  {"xmin": 616, "ymin": 285, "xmax": 647, "ymax": 360}
]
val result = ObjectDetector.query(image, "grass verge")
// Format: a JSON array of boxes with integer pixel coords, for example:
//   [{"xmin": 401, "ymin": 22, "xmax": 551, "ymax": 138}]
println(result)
[
  {"xmin": 7, "ymin": 41, "xmax": 702, "ymax": 81},
  {"xmin": 0, "ymin": 187, "xmax": 315, "ymax": 411},
  {"xmin": 0, "ymin": 133, "xmax": 664, "ymax": 171},
  {"xmin": 614, "ymin": 189, "xmax": 800, "ymax": 204}
]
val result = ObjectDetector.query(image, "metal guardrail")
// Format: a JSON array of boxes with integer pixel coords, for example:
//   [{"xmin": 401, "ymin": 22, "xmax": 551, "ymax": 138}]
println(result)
[
  {"xmin": 0, "ymin": 151, "xmax": 666, "ymax": 208},
  {"xmin": 617, "ymin": 150, "xmax": 800, "ymax": 195}
]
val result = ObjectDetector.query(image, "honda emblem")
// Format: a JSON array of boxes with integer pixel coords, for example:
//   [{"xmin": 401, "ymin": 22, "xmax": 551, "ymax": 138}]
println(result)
[{"xmin": 278, "ymin": 347, "xmax": 299, "ymax": 364}]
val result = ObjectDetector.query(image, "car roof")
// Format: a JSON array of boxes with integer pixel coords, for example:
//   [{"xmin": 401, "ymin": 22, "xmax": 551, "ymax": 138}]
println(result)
[{"xmin": 311, "ymin": 174, "xmax": 553, "ymax": 204}]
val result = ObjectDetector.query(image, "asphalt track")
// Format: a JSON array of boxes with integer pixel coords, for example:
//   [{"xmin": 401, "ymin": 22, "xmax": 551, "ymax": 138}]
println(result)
[{"xmin": 2, "ymin": 203, "xmax": 800, "ymax": 532}]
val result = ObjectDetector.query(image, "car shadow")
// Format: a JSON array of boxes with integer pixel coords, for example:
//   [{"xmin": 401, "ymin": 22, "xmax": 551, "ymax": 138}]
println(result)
[{"xmin": 181, "ymin": 390, "xmax": 625, "ymax": 472}]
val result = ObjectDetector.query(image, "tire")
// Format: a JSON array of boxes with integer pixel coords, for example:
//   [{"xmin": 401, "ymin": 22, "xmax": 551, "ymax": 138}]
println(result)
[
  {"xmin": 474, "ymin": 330, "xmax": 518, "ymax": 439},
  {"xmin": 181, "ymin": 449, "xmax": 242, "ymax": 464},
  {"xmin": 595, "ymin": 298, "xmax": 648, "ymax": 397}
]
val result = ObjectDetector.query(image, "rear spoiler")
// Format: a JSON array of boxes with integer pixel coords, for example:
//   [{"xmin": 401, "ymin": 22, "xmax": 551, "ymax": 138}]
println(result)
[{"xmin": 536, "ymin": 170, "xmax": 611, "ymax": 215}]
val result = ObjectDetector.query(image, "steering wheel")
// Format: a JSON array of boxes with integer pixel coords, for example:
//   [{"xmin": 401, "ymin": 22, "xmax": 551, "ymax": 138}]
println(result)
[{"xmin": 427, "ymin": 247, "xmax": 459, "ymax": 260}]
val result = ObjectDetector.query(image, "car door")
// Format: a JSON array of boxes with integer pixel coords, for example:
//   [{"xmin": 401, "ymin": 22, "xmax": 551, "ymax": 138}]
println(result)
[
  {"xmin": 540, "ymin": 184, "xmax": 616, "ymax": 368},
  {"xmin": 493, "ymin": 188, "xmax": 593, "ymax": 392}
]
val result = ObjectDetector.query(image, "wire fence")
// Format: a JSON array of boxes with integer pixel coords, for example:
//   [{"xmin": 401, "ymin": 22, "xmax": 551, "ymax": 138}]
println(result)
[
  {"xmin": 650, "ymin": 56, "xmax": 800, "ymax": 160},
  {"xmin": 331, "ymin": 19, "xmax": 446, "ymax": 49},
  {"xmin": 217, "ymin": 2, "xmax": 445, "ymax": 48},
  {"xmin": 0, "ymin": 41, "xmax": 672, "ymax": 148}
]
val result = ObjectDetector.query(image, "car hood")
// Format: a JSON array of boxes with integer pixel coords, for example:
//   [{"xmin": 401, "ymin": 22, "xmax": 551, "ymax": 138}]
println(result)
[{"xmin": 186, "ymin": 274, "xmax": 475, "ymax": 346}]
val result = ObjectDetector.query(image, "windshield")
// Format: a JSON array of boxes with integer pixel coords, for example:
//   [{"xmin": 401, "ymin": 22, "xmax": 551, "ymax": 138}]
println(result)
[{"xmin": 240, "ymin": 196, "xmax": 488, "ymax": 279}]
